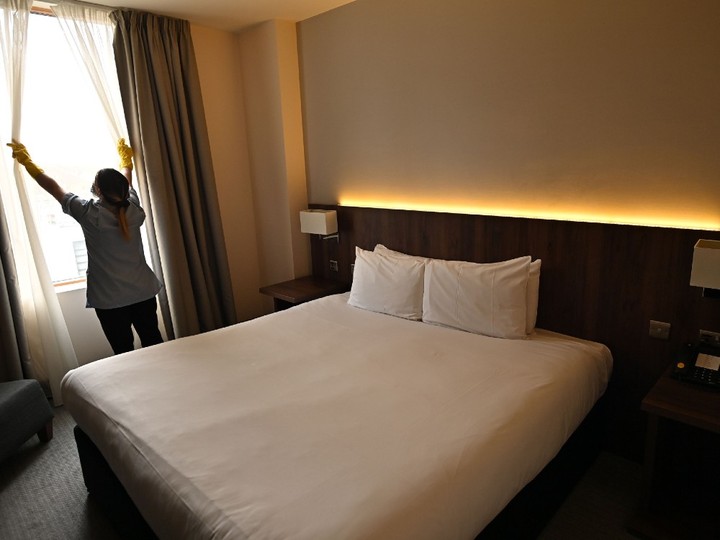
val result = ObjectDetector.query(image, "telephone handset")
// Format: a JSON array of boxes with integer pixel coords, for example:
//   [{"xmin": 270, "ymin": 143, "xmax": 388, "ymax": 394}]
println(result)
[{"xmin": 672, "ymin": 342, "xmax": 720, "ymax": 390}]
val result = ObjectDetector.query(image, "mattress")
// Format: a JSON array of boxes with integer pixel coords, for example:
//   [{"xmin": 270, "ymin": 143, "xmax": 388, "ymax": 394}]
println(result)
[{"xmin": 61, "ymin": 293, "xmax": 612, "ymax": 539}]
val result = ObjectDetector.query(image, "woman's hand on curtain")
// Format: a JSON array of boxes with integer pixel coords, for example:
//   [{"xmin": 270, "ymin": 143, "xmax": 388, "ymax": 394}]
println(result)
[
  {"xmin": 7, "ymin": 141, "xmax": 66, "ymax": 203},
  {"xmin": 7, "ymin": 140, "xmax": 44, "ymax": 178},
  {"xmin": 117, "ymin": 137, "xmax": 134, "ymax": 168},
  {"xmin": 117, "ymin": 137, "xmax": 134, "ymax": 185}
]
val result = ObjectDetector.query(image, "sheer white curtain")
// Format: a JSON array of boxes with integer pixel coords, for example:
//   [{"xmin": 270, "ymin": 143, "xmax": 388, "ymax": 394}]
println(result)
[
  {"xmin": 0, "ymin": 0, "xmax": 78, "ymax": 404},
  {"xmin": 51, "ymin": 1, "xmax": 127, "ymax": 140},
  {"xmin": 51, "ymin": 1, "xmax": 170, "ymax": 338}
]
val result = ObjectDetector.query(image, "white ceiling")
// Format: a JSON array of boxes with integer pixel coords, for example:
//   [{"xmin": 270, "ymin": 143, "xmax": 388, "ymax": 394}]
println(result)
[{"xmin": 68, "ymin": 0, "xmax": 357, "ymax": 32}]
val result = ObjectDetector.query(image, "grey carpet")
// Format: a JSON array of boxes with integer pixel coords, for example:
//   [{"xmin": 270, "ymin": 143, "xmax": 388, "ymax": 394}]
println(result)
[
  {"xmin": 538, "ymin": 451, "xmax": 643, "ymax": 539},
  {"xmin": 0, "ymin": 405, "xmax": 121, "ymax": 540},
  {"xmin": 0, "ymin": 406, "xmax": 644, "ymax": 539}
]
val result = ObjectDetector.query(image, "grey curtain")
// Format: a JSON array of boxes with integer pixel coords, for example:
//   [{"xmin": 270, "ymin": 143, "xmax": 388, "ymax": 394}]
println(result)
[
  {"xmin": 110, "ymin": 10, "xmax": 237, "ymax": 338},
  {"xmin": 0, "ymin": 202, "xmax": 31, "ymax": 383}
]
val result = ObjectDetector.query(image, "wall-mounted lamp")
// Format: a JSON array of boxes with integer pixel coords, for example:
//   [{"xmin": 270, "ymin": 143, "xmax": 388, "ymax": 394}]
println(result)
[
  {"xmin": 690, "ymin": 239, "xmax": 720, "ymax": 298},
  {"xmin": 300, "ymin": 209, "xmax": 339, "ymax": 242}
]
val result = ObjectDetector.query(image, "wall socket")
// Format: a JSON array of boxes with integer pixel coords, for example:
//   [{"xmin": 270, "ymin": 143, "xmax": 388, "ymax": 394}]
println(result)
[
  {"xmin": 649, "ymin": 320, "xmax": 671, "ymax": 340},
  {"xmin": 329, "ymin": 260, "xmax": 339, "ymax": 272}
]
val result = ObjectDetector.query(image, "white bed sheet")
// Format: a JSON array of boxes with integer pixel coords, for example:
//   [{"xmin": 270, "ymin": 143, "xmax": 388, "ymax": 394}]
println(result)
[{"xmin": 61, "ymin": 293, "xmax": 612, "ymax": 540}]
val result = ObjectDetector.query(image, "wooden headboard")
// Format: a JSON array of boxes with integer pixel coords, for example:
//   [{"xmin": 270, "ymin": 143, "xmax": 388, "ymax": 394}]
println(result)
[{"xmin": 309, "ymin": 204, "xmax": 720, "ymax": 459}]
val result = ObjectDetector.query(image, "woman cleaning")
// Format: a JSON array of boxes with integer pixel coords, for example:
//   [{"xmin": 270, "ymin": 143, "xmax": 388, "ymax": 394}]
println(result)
[{"xmin": 7, "ymin": 138, "xmax": 163, "ymax": 354}]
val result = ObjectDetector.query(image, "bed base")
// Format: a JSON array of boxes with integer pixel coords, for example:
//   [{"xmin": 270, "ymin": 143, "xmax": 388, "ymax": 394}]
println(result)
[
  {"xmin": 476, "ymin": 397, "xmax": 605, "ymax": 539},
  {"xmin": 73, "ymin": 426, "xmax": 157, "ymax": 539},
  {"xmin": 73, "ymin": 398, "xmax": 605, "ymax": 540}
]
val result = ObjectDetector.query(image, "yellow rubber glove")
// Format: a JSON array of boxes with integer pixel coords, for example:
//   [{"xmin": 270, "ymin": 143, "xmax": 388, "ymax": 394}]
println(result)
[
  {"xmin": 117, "ymin": 137, "xmax": 134, "ymax": 170},
  {"xmin": 7, "ymin": 141, "xmax": 44, "ymax": 178}
]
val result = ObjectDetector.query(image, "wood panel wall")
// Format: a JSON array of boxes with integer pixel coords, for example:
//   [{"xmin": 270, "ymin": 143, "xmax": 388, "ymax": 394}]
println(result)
[{"xmin": 310, "ymin": 205, "xmax": 720, "ymax": 459}]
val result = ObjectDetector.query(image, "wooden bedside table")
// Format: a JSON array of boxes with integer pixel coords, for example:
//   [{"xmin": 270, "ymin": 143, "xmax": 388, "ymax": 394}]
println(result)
[
  {"xmin": 259, "ymin": 276, "xmax": 347, "ymax": 311},
  {"xmin": 628, "ymin": 367, "xmax": 720, "ymax": 539}
]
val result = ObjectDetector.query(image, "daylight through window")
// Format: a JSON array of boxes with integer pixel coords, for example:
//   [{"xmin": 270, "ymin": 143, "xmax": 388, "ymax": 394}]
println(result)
[{"xmin": 23, "ymin": 11, "xmax": 119, "ymax": 283}]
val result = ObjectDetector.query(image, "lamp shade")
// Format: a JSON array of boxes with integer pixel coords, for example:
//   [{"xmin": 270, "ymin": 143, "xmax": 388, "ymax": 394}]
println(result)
[
  {"xmin": 690, "ymin": 239, "xmax": 720, "ymax": 289},
  {"xmin": 300, "ymin": 209, "xmax": 338, "ymax": 235}
]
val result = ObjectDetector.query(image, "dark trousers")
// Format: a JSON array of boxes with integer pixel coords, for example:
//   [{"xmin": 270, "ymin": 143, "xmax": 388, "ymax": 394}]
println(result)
[{"xmin": 95, "ymin": 297, "xmax": 163, "ymax": 355}]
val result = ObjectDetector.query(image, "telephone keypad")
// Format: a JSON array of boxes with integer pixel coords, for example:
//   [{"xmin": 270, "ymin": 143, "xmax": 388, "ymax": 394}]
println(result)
[{"xmin": 684, "ymin": 366, "xmax": 720, "ymax": 389}]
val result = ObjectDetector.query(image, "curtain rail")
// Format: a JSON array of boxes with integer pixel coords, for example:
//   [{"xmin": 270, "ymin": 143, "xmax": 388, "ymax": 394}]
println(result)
[{"xmin": 34, "ymin": 0, "xmax": 116, "ymax": 14}]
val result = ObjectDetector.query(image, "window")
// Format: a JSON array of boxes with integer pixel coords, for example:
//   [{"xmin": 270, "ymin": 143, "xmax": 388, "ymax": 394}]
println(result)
[
  {"xmin": 73, "ymin": 240, "xmax": 88, "ymax": 275},
  {"xmin": 22, "ymin": 11, "xmax": 118, "ymax": 283}
]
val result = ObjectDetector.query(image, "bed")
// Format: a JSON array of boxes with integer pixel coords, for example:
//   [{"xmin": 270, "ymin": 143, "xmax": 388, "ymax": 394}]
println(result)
[{"xmin": 62, "ymin": 244, "xmax": 612, "ymax": 539}]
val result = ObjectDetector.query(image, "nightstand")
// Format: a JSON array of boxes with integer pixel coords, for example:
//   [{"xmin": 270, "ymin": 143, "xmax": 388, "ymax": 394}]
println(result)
[
  {"xmin": 628, "ymin": 367, "xmax": 720, "ymax": 539},
  {"xmin": 259, "ymin": 276, "xmax": 347, "ymax": 311}
]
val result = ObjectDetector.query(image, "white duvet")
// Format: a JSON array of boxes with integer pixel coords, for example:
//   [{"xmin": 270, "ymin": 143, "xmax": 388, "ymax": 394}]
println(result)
[{"xmin": 61, "ymin": 293, "xmax": 612, "ymax": 540}]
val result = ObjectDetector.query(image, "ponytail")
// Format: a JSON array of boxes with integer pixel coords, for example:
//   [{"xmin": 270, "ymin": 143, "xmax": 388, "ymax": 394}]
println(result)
[{"xmin": 117, "ymin": 202, "xmax": 130, "ymax": 241}]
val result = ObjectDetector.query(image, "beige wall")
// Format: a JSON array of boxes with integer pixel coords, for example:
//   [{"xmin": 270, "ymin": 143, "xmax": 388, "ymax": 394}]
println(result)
[
  {"xmin": 187, "ymin": 0, "xmax": 720, "ymax": 329},
  {"xmin": 298, "ymin": 0, "xmax": 720, "ymax": 230},
  {"xmin": 191, "ymin": 21, "xmax": 311, "ymax": 318},
  {"xmin": 238, "ymin": 20, "xmax": 311, "ymax": 290},
  {"xmin": 191, "ymin": 24, "xmax": 265, "ymax": 321}
]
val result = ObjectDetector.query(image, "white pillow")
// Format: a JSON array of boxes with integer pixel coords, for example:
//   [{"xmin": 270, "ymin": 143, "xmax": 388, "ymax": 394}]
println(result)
[
  {"xmin": 423, "ymin": 256, "xmax": 531, "ymax": 339},
  {"xmin": 348, "ymin": 246, "xmax": 425, "ymax": 320},
  {"xmin": 526, "ymin": 260, "xmax": 541, "ymax": 334},
  {"xmin": 378, "ymin": 244, "xmax": 541, "ymax": 335},
  {"xmin": 374, "ymin": 244, "xmax": 429, "ymax": 263}
]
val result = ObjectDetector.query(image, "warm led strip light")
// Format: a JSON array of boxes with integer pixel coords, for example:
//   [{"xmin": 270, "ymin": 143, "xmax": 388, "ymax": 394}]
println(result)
[{"xmin": 338, "ymin": 197, "xmax": 720, "ymax": 231}]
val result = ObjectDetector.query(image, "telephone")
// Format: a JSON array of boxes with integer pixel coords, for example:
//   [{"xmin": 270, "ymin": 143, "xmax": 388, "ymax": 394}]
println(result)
[{"xmin": 672, "ymin": 343, "xmax": 720, "ymax": 389}]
